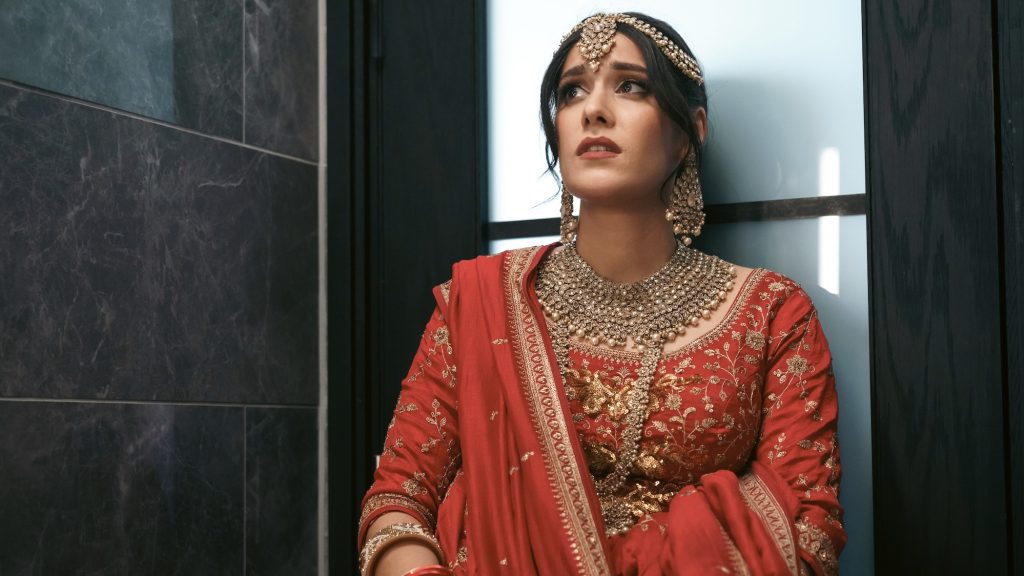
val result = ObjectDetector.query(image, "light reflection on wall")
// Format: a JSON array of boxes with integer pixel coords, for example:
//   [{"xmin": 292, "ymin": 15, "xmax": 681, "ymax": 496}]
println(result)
[{"xmin": 819, "ymin": 147, "xmax": 841, "ymax": 295}]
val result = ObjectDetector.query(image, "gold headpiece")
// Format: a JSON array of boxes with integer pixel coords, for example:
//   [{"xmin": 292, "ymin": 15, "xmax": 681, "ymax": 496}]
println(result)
[{"xmin": 558, "ymin": 13, "xmax": 703, "ymax": 85}]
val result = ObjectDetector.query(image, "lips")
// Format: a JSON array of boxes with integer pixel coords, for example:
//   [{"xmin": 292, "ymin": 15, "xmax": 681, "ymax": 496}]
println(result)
[{"xmin": 576, "ymin": 137, "xmax": 621, "ymax": 157}]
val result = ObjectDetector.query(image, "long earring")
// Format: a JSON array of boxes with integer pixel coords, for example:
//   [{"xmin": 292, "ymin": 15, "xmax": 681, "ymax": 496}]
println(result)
[
  {"xmin": 560, "ymin": 185, "xmax": 578, "ymax": 244},
  {"xmin": 666, "ymin": 151, "xmax": 705, "ymax": 246}
]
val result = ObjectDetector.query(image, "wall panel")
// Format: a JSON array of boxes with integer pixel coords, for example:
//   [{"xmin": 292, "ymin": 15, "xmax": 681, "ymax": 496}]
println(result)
[{"xmin": 865, "ymin": 1, "xmax": 1008, "ymax": 572}]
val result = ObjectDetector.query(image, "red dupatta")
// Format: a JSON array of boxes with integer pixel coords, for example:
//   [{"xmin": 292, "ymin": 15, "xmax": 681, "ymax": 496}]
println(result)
[
  {"xmin": 435, "ymin": 246, "xmax": 610, "ymax": 575},
  {"xmin": 433, "ymin": 246, "xmax": 815, "ymax": 575}
]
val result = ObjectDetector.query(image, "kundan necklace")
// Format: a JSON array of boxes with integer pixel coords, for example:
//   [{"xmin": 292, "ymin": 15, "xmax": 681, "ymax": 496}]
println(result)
[{"xmin": 535, "ymin": 241, "xmax": 737, "ymax": 532}]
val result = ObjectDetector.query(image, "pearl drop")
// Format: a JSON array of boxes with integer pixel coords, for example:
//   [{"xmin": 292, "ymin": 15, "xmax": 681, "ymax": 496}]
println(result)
[
  {"xmin": 725, "ymin": 281, "xmax": 734, "ymax": 290},
  {"xmin": 701, "ymin": 310, "xmax": 711, "ymax": 319},
  {"xmin": 683, "ymin": 237, "xmax": 693, "ymax": 247},
  {"xmin": 590, "ymin": 336, "xmax": 600, "ymax": 345}
]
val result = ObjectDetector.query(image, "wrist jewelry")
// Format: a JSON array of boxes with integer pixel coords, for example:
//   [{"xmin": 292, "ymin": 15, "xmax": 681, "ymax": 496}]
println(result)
[
  {"xmin": 403, "ymin": 565, "xmax": 453, "ymax": 576},
  {"xmin": 359, "ymin": 522, "xmax": 443, "ymax": 576}
]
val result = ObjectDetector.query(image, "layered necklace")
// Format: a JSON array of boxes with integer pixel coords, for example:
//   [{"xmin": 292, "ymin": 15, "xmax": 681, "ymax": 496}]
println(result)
[{"xmin": 535, "ymin": 241, "xmax": 736, "ymax": 531}]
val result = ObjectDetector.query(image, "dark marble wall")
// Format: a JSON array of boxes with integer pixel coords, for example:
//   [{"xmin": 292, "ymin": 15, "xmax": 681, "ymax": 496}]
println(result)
[
  {"xmin": 0, "ymin": 0, "xmax": 318, "ymax": 161},
  {"xmin": 0, "ymin": 0, "xmax": 320, "ymax": 573}
]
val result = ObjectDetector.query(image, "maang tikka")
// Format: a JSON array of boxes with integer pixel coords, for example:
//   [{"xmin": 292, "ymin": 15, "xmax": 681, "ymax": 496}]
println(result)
[
  {"xmin": 667, "ymin": 151, "xmax": 705, "ymax": 246},
  {"xmin": 560, "ymin": 185, "xmax": 578, "ymax": 244}
]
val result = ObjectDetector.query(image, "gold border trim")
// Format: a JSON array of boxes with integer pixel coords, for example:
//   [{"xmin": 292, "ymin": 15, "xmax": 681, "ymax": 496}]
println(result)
[
  {"xmin": 720, "ymin": 525, "xmax": 752, "ymax": 576},
  {"xmin": 504, "ymin": 247, "xmax": 609, "ymax": 575},
  {"xmin": 797, "ymin": 518, "xmax": 839, "ymax": 576},
  {"xmin": 359, "ymin": 493, "xmax": 437, "ymax": 538},
  {"xmin": 738, "ymin": 472, "xmax": 798, "ymax": 575}
]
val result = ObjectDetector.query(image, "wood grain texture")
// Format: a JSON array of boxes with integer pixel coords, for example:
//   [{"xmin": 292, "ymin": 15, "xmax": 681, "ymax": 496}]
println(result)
[
  {"xmin": 998, "ymin": 0, "xmax": 1024, "ymax": 573},
  {"xmin": 865, "ymin": 1, "xmax": 1008, "ymax": 573}
]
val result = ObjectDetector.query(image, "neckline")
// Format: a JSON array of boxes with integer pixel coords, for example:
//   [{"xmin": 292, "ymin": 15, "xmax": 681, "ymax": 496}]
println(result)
[{"xmin": 568, "ymin": 267, "xmax": 767, "ymax": 362}]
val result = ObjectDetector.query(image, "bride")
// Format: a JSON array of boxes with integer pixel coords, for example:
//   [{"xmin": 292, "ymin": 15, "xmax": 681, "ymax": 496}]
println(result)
[{"xmin": 358, "ymin": 12, "xmax": 845, "ymax": 576}]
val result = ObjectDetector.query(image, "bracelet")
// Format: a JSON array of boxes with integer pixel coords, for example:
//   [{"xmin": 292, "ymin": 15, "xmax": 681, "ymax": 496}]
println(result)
[
  {"xmin": 359, "ymin": 522, "xmax": 443, "ymax": 576},
  {"xmin": 403, "ymin": 565, "xmax": 453, "ymax": 576}
]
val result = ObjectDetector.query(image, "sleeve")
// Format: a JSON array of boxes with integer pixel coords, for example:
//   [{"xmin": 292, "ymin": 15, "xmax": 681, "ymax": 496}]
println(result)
[
  {"xmin": 357, "ymin": 304, "xmax": 461, "ymax": 547},
  {"xmin": 758, "ymin": 282, "xmax": 845, "ymax": 575}
]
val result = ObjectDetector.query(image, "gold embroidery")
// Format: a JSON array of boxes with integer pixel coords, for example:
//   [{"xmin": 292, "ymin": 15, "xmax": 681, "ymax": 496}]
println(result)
[
  {"xmin": 359, "ymin": 493, "xmax": 437, "ymax": 535},
  {"xmin": 438, "ymin": 279, "xmax": 452, "ymax": 304},
  {"xmin": 489, "ymin": 410, "xmax": 499, "ymax": 421},
  {"xmin": 447, "ymin": 546, "xmax": 469, "ymax": 570},
  {"xmin": 738, "ymin": 472, "xmax": 798, "ymax": 575},
  {"xmin": 796, "ymin": 518, "xmax": 839, "ymax": 576},
  {"xmin": 492, "ymin": 338, "xmax": 508, "ymax": 345},
  {"xmin": 403, "ymin": 472, "xmax": 427, "ymax": 497},
  {"xmin": 720, "ymin": 525, "xmax": 752, "ymax": 576},
  {"xmin": 408, "ymin": 320, "xmax": 457, "ymax": 389},
  {"xmin": 505, "ymin": 247, "xmax": 610, "ymax": 575},
  {"xmin": 767, "ymin": 433, "xmax": 788, "ymax": 463}
]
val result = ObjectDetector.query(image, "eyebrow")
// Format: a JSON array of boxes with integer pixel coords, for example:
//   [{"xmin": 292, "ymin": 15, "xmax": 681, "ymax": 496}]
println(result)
[{"xmin": 559, "ymin": 61, "xmax": 649, "ymax": 80}]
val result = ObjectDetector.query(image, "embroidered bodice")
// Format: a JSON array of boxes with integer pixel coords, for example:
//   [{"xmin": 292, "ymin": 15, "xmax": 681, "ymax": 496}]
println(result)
[{"xmin": 565, "ymin": 269, "xmax": 839, "ymax": 538}]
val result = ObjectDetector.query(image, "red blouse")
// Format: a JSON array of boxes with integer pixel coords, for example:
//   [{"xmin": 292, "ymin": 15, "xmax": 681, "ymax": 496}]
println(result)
[{"xmin": 360, "ymin": 265, "xmax": 845, "ymax": 575}]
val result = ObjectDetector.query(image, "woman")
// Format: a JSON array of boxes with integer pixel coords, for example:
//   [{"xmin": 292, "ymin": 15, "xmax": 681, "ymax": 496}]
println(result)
[{"xmin": 358, "ymin": 12, "xmax": 845, "ymax": 576}]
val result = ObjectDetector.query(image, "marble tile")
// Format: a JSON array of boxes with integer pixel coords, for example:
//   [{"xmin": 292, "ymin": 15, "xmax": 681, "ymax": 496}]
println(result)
[
  {"xmin": 0, "ymin": 0, "xmax": 243, "ymax": 139},
  {"xmin": 245, "ymin": 407, "xmax": 318, "ymax": 575},
  {"xmin": 244, "ymin": 0, "xmax": 319, "ymax": 160},
  {"xmin": 0, "ymin": 85, "xmax": 318, "ymax": 404},
  {"xmin": 0, "ymin": 401, "xmax": 243, "ymax": 575}
]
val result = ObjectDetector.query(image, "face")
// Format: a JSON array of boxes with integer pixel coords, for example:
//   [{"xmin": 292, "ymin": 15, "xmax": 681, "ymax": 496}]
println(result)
[{"xmin": 556, "ymin": 34, "xmax": 689, "ymax": 209}]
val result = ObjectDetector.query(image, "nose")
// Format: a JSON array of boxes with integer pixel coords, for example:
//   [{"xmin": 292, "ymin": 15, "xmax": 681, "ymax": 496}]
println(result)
[{"xmin": 582, "ymin": 84, "xmax": 613, "ymax": 127}]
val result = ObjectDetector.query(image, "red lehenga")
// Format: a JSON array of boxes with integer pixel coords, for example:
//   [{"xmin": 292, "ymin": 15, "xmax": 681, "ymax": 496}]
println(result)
[{"xmin": 359, "ymin": 246, "xmax": 845, "ymax": 575}]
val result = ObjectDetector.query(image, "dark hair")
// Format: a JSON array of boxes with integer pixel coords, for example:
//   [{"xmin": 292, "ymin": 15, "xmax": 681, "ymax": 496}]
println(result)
[{"xmin": 539, "ymin": 12, "xmax": 708, "ymax": 187}]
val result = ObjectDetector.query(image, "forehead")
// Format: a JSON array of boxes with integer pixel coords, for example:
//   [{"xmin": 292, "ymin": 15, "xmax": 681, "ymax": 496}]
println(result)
[{"xmin": 561, "ymin": 33, "xmax": 645, "ymax": 75}]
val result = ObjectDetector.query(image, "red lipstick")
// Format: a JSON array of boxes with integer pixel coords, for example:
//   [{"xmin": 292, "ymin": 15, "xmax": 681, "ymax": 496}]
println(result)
[{"xmin": 576, "ymin": 137, "xmax": 621, "ymax": 158}]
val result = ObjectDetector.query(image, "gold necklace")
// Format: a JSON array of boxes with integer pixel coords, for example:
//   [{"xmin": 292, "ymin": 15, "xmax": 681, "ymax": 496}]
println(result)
[{"xmin": 535, "ymin": 242, "xmax": 736, "ymax": 533}]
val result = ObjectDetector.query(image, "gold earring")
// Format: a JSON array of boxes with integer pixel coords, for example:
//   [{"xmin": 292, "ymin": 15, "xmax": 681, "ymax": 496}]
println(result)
[
  {"xmin": 560, "ymin": 185, "xmax": 578, "ymax": 244},
  {"xmin": 666, "ymin": 152, "xmax": 705, "ymax": 246}
]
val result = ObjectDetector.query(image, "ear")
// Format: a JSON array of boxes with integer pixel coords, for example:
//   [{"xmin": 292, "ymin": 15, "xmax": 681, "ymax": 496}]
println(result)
[
  {"xmin": 692, "ymin": 107, "xmax": 708, "ymax": 146},
  {"xmin": 677, "ymin": 107, "xmax": 709, "ymax": 163}
]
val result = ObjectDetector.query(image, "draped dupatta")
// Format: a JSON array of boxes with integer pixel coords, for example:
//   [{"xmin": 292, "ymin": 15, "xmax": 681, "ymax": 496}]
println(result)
[
  {"xmin": 389, "ymin": 246, "xmax": 845, "ymax": 575},
  {"xmin": 437, "ymin": 246, "xmax": 611, "ymax": 575}
]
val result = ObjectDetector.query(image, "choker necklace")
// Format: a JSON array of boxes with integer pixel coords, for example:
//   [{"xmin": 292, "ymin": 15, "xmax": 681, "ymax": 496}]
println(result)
[{"xmin": 535, "ymin": 242, "xmax": 736, "ymax": 533}]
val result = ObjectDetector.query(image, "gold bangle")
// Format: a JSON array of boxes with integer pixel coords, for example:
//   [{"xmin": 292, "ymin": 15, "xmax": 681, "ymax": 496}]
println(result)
[{"xmin": 359, "ymin": 522, "xmax": 443, "ymax": 576}]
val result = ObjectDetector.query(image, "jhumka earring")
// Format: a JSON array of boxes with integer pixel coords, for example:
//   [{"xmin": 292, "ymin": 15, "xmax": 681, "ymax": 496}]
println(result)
[
  {"xmin": 560, "ymin": 185, "xmax": 578, "ymax": 244},
  {"xmin": 666, "ymin": 151, "xmax": 705, "ymax": 246}
]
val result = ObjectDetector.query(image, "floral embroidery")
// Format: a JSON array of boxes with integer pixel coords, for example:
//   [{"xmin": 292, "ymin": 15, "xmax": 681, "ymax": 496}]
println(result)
[
  {"xmin": 403, "ymin": 472, "xmax": 427, "ymax": 497},
  {"xmin": 796, "ymin": 518, "xmax": 839, "ymax": 576},
  {"xmin": 745, "ymin": 331, "xmax": 766, "ymax": 351},
  {"xmin": 786, "ymin": 354, "xmax": 809, "ymax": 375},
  {"xmin": 408, "ymin": 320, "xmax": 457, "ymax": 389},
  {"xmin": 564, "ymin": 270, "xmax": 841, "ymax": 542}
]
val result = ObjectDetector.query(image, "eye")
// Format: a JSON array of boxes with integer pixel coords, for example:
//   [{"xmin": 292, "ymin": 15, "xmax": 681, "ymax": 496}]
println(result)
[
  {"xmin": 559, "ymin": 83, "xmax": 583, "ymax": 103},
  {"xmin": 617, "ymin": 79, "xmax": 648, "ymax": 94}
]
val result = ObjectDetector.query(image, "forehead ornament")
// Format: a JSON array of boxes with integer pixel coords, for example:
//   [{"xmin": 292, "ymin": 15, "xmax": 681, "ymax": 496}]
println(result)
[{"xmin": 559, "ymin": 13, "xmax": 704, "ymax": 85}]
